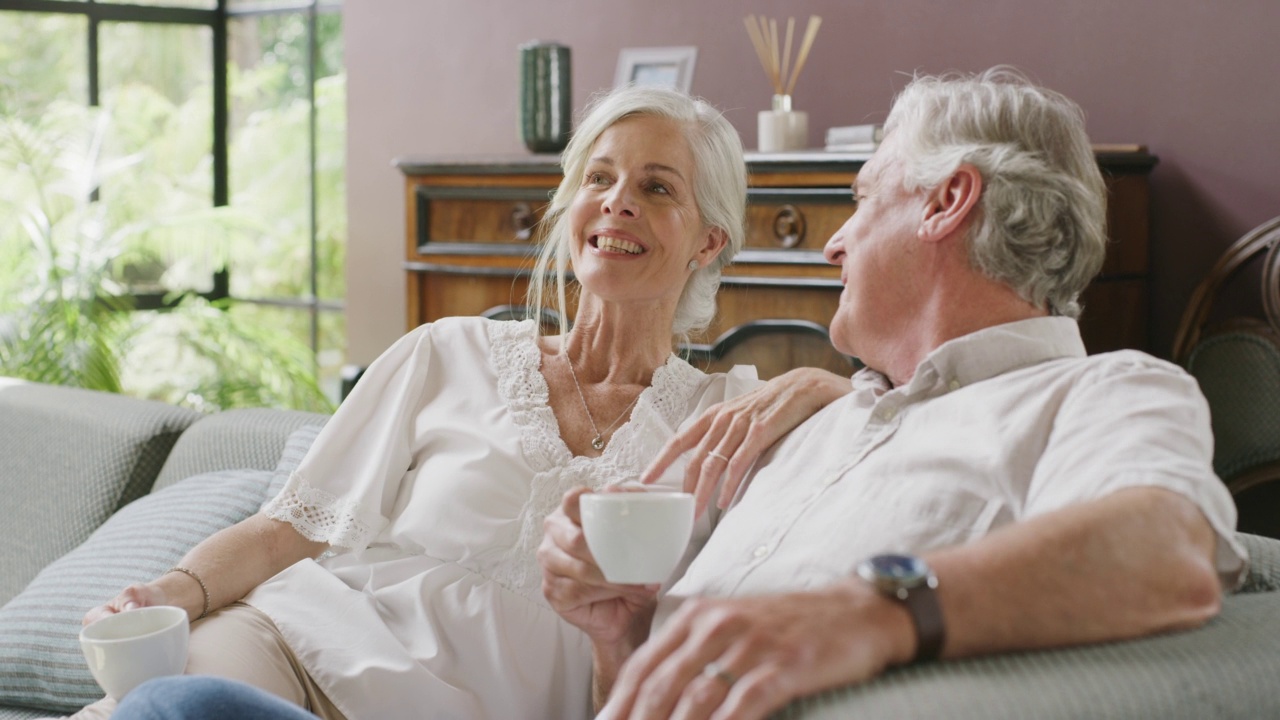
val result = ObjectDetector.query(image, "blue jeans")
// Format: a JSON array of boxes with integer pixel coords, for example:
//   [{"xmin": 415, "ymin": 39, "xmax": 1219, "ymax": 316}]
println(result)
[{"xmin": 114, "ymin": 676, "xmax": 318, "ymax": 720}]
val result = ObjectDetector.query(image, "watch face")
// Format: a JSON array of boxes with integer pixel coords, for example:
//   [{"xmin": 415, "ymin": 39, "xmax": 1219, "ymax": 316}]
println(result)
[{"xmin": 862, "ymin": 553, "xmax": 930, "ymax": 589}]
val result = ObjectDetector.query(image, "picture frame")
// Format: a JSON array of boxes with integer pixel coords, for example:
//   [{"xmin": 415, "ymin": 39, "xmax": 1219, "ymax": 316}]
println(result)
[{"xmin": 613, "ymin": 46, "xmax": 698, "ymax": 93}]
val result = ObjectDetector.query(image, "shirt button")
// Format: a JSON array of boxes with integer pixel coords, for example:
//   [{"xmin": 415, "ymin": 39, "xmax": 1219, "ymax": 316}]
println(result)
[
  {"xmin": 878, "ymin": 407, "xmax": 897, "ymax": 421},
  {"xmin": 949, "ymin": 379, "xmax": 961, "ymax": 391},
  {"xmin": 753, "ymin": 545, "xmax": 770, "ymax": 558}
]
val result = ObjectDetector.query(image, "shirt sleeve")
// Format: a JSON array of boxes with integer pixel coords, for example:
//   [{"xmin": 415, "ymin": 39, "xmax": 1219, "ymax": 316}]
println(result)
[
  {"xmin": 1025, "ymin": 352, "xmax": 1248, "ymax": 588},
  {"xmin": 261, "ymin": 323, "xmax": 439, "ymax": 551}
]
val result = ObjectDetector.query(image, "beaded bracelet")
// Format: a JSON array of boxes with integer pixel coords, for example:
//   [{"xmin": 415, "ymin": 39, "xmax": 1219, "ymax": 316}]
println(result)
[{"xmin": 167, "ymin": 566, "xmax": 211, "ymax": 620}]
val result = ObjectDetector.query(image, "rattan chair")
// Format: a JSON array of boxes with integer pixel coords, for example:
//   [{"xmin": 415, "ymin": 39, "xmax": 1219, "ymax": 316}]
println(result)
[{"xmin": 1172, "ymin": 215, "xmax": 1280, "ymax": 537}]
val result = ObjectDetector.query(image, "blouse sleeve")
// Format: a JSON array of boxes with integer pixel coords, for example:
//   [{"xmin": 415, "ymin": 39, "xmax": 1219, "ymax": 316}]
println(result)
[{"xmin": 261, "ymin": 324, "xmax": 439, "ymax": 551}]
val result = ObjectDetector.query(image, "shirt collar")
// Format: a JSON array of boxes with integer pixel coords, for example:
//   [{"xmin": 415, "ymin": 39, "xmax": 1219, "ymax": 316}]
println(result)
[{"xmin": 851, "ymin": 317, "xmax": 1087, "ymax": 397}]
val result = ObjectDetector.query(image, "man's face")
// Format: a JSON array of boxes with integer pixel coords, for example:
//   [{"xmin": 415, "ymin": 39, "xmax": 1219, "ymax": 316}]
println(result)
[{"xmin": 822, "ymin": 134, "xmax": 930, "ymax": 360}]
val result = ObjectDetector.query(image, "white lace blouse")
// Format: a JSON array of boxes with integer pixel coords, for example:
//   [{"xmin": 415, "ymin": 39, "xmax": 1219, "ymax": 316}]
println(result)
[{"xmin": 247, "ymin": 317, "xmax": 759, "ymax": 720}]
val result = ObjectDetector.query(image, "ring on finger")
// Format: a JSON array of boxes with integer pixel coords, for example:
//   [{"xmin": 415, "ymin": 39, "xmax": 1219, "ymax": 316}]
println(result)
[
  {"xmin": 707, "ymin": 450, "xmax": 730, "ymax": 463},
  {"xmin": 702, "ymin": 660, "xmax": 738, "ymax": 687}
]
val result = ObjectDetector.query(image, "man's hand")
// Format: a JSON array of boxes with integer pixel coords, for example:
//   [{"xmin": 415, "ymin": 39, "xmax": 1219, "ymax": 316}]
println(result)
[
  {"xmin": 603, "ymin": 581, "xmax": 914, "ymax": 720},
  {"xmin": 639, "ymin": 368, "xmax": 851, "ymax": 517},
  {"xmin": 538, "ymin": 487, "xmax": 660, "ymax": 646}
]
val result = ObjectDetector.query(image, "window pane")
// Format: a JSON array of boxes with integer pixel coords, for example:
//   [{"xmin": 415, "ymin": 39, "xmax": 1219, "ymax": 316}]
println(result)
[
  {"xmin": 315, "ymin": 12, "xmax": 345, "ymax": 301},
  {"xmin": 318, "ymin": 307, "xmax": 346, "ymax": 403},
  {"xmin": 0, "ymin": 12, "xmax": 87, "ymax": 118},
  {"xmin": 98, "ymin": 21, "xmax": 217, "ymax": 295},
  {"xmin": 97, "ymin": 0, "xmax": 217, "ymax": 8},
  {"xmin": 0, "ymin": 12, "xmax": 90, "ymax": 314},
  {"xmin": 120, "ymin": 303, "xmax": 334, "ymax": 412},
  {"xmin": 226, "ymin": 11, "xmax": 312, "ymax": 300}
]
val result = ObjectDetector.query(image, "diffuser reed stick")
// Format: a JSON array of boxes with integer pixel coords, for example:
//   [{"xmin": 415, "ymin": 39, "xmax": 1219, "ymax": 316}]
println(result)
[{"xmin": 743, "ymin": 14, "xmax": 822, "ymax": 97}]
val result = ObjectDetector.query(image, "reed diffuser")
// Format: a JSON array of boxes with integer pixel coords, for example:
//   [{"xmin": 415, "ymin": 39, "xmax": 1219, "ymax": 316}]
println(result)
[{"xmin": 744, "ymin": 14, "xmax": 822, "ymax": 152}]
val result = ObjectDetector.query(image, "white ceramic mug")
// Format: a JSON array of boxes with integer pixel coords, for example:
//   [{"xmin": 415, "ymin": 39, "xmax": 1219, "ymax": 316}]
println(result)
[
  {"xmin": 80, "ymin": 605, "xmax": 190, "ymax": 700},
  {"xmin": 580, "ymin": 491, "xmax": 695, "ymax": 584}
]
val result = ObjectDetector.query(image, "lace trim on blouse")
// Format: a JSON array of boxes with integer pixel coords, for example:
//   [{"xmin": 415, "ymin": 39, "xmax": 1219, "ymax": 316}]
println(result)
[
  {"xmin": 262, "ymin": 471, "xmax": 387, "ymax": 550},
  {"xmin": 489, "ymin": 319, "xmax": 707, "ymax": 600}
]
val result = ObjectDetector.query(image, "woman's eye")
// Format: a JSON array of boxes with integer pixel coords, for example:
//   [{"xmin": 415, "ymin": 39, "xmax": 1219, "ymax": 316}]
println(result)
[
  {"xmin": 648, "ymin": 182, "xmax": 670, "ymax": 195},
  {"xmin": 586, "ymin": 172, "xmax": 609, "ymax": 186}
]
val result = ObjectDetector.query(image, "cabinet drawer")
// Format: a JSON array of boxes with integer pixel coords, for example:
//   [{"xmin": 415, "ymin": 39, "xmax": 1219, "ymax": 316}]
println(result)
[
  {"xmin": 745, "ymin": 189, "xmax": 854, "ymax": 252},
  {"xmin": 413, "ymin": 186, "xmax": 553, "ymax": 251}
]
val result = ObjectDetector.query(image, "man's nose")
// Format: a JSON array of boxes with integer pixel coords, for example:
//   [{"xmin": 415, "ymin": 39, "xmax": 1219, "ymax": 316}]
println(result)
[{"xmin": 823, "ymin": 231, "xmax": 845, "ymax": 265}]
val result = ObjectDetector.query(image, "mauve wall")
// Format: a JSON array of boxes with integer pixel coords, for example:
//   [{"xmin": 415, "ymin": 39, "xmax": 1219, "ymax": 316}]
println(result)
[{"xmin": 345, "ymin": 0, "xmax": 1280, "ymax": 366}]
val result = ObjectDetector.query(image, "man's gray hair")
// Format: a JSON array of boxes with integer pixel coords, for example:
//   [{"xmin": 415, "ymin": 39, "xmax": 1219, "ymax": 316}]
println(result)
[
  {"xmin": 528, "ymin": 84, "xmax": 747, "ymax": 340},
  {"xmin": 885, "ymin": 67, "xmax": 1107, "ymax": 318}
]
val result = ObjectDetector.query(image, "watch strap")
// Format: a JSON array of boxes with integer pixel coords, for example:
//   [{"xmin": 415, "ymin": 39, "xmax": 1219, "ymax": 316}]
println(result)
[{"xmin": 902, "ymin": 579, "xmax": 945, "ymax": 662}]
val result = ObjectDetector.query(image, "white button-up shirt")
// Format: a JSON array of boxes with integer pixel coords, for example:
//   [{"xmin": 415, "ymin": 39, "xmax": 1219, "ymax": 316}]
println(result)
[{"xmin": 657, "ymin": 317, "xmax": 1247, "ymax": 626}]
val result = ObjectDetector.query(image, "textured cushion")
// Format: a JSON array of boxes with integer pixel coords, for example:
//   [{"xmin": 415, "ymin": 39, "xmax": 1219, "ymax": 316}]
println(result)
[
  {"xmin": 776, "ymin": 535, "xmax": 1280, "ymax": 719},
  {"xmin": 0, "ymin": 468, "xmax": 273, "ymax": 713},
  {"xmin": 152, "ymin": 408, "xmax": 328, "ymax": 491},
  {"xmin": 0, "ymin": 379, "xmax": 201, "ymax": 605},
  {"xmin": 1239, "ymin": 532, "xmax": 1280, "ymax": 592},
  {"xmin": 778, "ymin": 592, "xmax": 1280, "ymax": 719},
  {"xmin": 265, "ymin": 424, "xmax": 325, "ymax": 501}
]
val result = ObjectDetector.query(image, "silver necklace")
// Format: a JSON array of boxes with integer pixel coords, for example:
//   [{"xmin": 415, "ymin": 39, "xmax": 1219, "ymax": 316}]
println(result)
[{"xmin": 563, "ymin": 354, "xmax": 643, "ymax": 451}]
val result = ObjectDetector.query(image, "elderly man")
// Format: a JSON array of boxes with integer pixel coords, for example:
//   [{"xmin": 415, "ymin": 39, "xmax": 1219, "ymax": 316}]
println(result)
[{"xmin": 538, "ymin": 67, "xmax": 1247, "ymax": 720}]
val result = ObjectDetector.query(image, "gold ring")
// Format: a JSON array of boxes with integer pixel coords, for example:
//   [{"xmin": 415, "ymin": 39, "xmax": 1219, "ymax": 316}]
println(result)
[
  {"xmin": 707, "ymin": 450, "xmax": 730, "ymax": 463},
  {"xmin": 702, "ymin": 660, "xmax": 738, "ymax": 686}
]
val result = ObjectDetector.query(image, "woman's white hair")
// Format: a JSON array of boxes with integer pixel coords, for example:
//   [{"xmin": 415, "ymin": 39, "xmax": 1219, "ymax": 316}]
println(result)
[
  {"xmin": 527, "ymin": 84, "xmax": 747, "ymax": 341},
  {"xmin": 885, "ymin": 67, "xmax": 1107, "ymax": 318}
]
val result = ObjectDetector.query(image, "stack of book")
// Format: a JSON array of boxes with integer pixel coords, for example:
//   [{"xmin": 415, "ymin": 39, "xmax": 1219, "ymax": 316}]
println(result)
[{"xmin": 824, "ymin": 123, "xmax": 883, "ymax": 152}]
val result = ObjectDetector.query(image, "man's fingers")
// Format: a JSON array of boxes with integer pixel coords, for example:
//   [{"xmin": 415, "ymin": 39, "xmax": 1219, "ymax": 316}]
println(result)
[{"xmin": 640, "ymin": 413, "xmax": 711, "ymax": 486}]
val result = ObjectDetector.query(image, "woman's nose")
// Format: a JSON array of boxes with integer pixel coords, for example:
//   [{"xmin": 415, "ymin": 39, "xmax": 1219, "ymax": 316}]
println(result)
[{"xmin": 601, "ymin": 183, "xmax": 639, "ymax": 217}]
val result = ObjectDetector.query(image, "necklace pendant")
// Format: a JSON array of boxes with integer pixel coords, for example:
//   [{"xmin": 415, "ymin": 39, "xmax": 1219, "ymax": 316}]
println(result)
[{"xmin": 591, "ymin": 435, "xmax": 605, "ymax": 451}]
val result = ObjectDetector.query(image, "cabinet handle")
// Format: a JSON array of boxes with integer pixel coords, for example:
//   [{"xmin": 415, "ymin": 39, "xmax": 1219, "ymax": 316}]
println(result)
[
  {"xmin": 772, "ymin": 205, "xmax": 806, "ymax": 248},
  {"xmin": 511, "ymin": 203, "xmax": 536, "ymax": 241}
]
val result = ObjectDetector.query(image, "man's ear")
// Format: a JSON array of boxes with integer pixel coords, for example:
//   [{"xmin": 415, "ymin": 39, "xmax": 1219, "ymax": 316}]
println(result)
[{"xmin": 918, "ymin": 164, "xmax": 982, "ymax": 243}]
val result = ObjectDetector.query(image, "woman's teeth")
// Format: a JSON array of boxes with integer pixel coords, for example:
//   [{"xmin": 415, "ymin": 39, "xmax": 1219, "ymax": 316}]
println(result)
[{"xmin": 595, "ymin": 236, "xmax": 644, "ymax": 254}]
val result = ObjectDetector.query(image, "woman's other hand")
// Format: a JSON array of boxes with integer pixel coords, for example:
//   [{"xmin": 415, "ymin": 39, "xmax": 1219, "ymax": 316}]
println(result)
[
  {"xmin": 639, "ymin": 367, "xmax": 851, "ymax": 517},
  {"xmin": 83, "ymin": 582, "xmax": 171, "ymax": 626},
  {"xmin": 538, "ymin": 487, "xmax": 659, "ymax": 647}
]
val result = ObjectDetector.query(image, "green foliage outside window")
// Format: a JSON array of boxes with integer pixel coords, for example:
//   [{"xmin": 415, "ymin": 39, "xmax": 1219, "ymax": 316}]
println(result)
[{"xmin": 0, "ymin": 10, "xmax": 343, "ymax": 414}]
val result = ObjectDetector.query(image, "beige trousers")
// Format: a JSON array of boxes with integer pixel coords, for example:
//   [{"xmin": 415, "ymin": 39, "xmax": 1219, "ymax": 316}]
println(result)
[{"xmin": 71, "ymin": 603, "xmax": 347, "ymax": 720}]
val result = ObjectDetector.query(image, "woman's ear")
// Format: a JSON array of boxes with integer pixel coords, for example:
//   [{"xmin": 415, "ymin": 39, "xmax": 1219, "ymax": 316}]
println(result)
[
  {"xmin": 696, "ymin": 226, "xmax": 730, "ymax": 264},
  {"xmin": 918, "ymin": 164, "xmax": 982, "ymax": 243}
]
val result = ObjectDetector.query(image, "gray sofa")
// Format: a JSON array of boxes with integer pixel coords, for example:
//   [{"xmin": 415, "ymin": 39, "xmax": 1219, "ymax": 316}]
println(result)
[{"xmin": 1, "ymin": 378, "xmax": 1278, "ymax": 719}]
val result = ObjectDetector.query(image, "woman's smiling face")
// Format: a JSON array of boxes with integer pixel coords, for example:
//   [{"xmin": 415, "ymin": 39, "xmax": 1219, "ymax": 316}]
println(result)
[{"xmin": 567, "ymin": 114, "xmax": 723, "ymax": 311}]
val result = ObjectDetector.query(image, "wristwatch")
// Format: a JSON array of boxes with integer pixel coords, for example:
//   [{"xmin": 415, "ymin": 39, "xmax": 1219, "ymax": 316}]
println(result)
[{"xmin": 855, "ymin": 553, "xmax": 945, "ymax": 663}]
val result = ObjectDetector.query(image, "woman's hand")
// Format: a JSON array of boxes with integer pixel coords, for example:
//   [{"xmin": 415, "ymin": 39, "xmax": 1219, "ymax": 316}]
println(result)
[
  {"xmin": 83, "ymin": 582, "xmax": 172, "ymax": 626},
  {"xmin": 538, "ymin": 487, "xmax": 659, "ymax": 647},
  {"xmin": 639, "ymin": 367, "xmax": 851, "ymax": 517}
]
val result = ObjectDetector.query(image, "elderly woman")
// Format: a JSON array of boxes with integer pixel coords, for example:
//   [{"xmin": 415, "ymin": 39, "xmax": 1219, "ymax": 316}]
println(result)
[{"xmin": 75, "ymin": 85, "xmax": 849, "ymax": 720}]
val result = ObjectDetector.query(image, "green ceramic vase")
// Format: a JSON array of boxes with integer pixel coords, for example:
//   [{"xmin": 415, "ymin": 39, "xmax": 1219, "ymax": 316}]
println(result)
[{"xmin": 519, "ymin": 41, "xmax": 571, "ymax": 154}]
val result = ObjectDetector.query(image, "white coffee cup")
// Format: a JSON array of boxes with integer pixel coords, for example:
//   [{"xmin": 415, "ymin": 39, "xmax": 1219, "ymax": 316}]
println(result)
[
  {"xmin": 79, "ymin": 605, "xmax": 190, "ymax": 700},
  {"xmin": 580, "ymin": 491, "xmax": 695, "ymax": 584}
]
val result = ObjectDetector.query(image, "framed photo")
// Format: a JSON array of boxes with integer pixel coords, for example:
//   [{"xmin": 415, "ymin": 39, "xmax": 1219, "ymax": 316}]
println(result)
[{"xmin": 613, "ymin": 46, "xmax": 698, "ymax": 93}]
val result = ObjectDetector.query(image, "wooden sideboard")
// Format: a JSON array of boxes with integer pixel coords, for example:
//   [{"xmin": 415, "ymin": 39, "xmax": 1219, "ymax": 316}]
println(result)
[{"xmin": 397, "ymin": 150, "xmax": 1157, "ymax": 378}]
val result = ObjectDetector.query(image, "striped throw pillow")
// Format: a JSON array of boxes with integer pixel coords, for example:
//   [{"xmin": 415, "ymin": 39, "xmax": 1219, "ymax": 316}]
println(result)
[{"xmin": 0, "ymin": 468, "xmax": 273, "ymax": 712}]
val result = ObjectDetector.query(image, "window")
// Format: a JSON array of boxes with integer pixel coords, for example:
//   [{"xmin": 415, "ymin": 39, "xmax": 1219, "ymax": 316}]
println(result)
[{"xmin": 0, "ymin": 0, "xmax": 344, "ymax": 410}]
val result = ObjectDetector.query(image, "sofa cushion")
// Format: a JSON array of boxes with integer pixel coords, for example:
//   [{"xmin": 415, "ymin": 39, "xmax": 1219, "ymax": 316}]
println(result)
[
  {"xmin": 266, "ymin": 423, "xmax": 325, "ymax": 501},
  {"xmin": 0, "ymin": 468, "xmax": 274, "ymax": 713},
  {"xmin": 152, "ymin": 408, "xmax": 328, "ymax": 491},
  {"xmin": 0, "ymin": 379, "xmax": 201, "ymax": 605}
]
